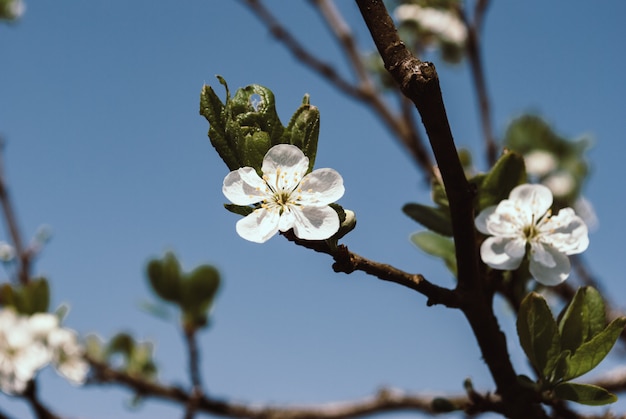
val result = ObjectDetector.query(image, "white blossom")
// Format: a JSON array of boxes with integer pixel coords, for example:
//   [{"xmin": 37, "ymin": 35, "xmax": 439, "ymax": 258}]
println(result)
[
  {"xmin": 524, "ymin": 150, "xmax": 557, "ymax": 177},
  {"xmin": 223, "ymin": 144, "xmax": 344, "ymax": 243},
  {"xmin": 7, "ymin": 0, "xmax": 25, "ymax": 19},
  {"xmin": 0, "ymin": 242, "xmax": 15, "ymax": 262},
  {"xmin": 475, "ymin": 184, "xmax": 589, "ymax": 286},
  {"xmin": 0, "ymin": 308, "xmax": 88, "ymax": 394},
  {"xmin": 395, "ymin": 4, "xmax": 467, "ymax": 45},
  {"xmin": 543, "ymin": 171, "xmax": 576, "ymax": 197},
  {"xmin": 47, "ymin": 328, "xmax": 89, "ymax": 385},
  {"xmin": 0, "ymin": 310, "xmax": 51, "ymax": 394}
]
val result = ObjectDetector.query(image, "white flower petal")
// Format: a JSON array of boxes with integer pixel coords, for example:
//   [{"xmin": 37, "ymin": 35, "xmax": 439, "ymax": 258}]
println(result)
[
  {"xmin": 56, "ymin": 356, "xmax": 89, "ymax": 385},
  {"xmin": 278, "ymin": 208, "xmax": 296, "ymax": 232},
  {"xmin": 480, "ymin": 236, "xmax": 525, "ymax": 270},
  {"xmin": 529, "ymin": 243, "xmax": 571, "ymax": 286},
  {"xmin": 291, "ymin": 206, "xmax": 340, "ymax": 240},
  {"xmin": 28, "ymin": 313, "xmax": 59, "ymax": 338},
  {"xmin": 482, "ymin": 202, "xmax": 528, "ymax": 236},
  {"xmin": 298, "ymin": 168, "xmax": 345, "ymax": 206},
  {"xmin": 530, "ymin": 241, "xmax": 557, "ymax": 268},
  {"xmin": 475, "ymin": 206, "xmax": 496, "ymax": 234},
  {"xmin": 539, "ymin": 208, "xmax": 589, "ymax": 255},
  {"xmin": 222, "ymin": 167, "xmax": 268, "ymax": 205},
  {"xmin": 235, "ymin": 208, "xmax": 281, "ymax": 243},
  {"xmin": 509, "ymin": 184, "xmax": 553, "ymax": 220},
  {"xmin": 261, "ymin": 144, "xmax": 309, "ymax": 184}
]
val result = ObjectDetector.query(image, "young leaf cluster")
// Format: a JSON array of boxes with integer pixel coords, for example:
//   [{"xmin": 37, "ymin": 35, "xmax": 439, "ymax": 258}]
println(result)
[
  {"xmin": 517, "ymin": 287, "xmax": 626, "ymax": 406},
  {"xmin": 86, "ymin": 333, "xmax": 157, "ymax": 382},
  {"xmin": 146, "ymin": 252, "xmax": 220, "ymax": 330},
  {"xmin": 0, "ymin": 278, "xmax": 50, "ymax": 314},
  {"xmin": 200, "ymin": 76, "xmax": 320, "ymax": 175}
]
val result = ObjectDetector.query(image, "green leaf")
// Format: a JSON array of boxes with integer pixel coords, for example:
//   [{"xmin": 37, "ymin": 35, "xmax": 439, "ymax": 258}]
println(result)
[
  {"xmin": 431, "ymin": 179, "xmax": 449, "ymax": 208},
  {"xmin": 146, "ymin": 253, "xmax": 182, "ymax": 303},
  {"xmin": 200, "ymin": 83, "xmax": 239, "ymax": 170},
  {"xmin": 558, "ymin": 287, "xmax": 586, "ymax": 353},
  {"xmin": 180, "ymin": 265, "xmax": 220, "ymax": 309},
  {"xmin": 558, "ymin": 286, "xmax": 606, "ymax": 353},
  {"xmin": 282, "ymin": 95, "xmax": 320, "ymax": 172},
  {"xmin": 180, "ymin": 265, "xmax": 221, "ymax": 329},
  {"xmin": 28, "ymin": 278, "xmax": 50, "ymax": 313},
  {"xmin": 224, "ymin": 203, "xmax": 254, "ymax": 217},
  {"xmin": 564, "ymin": 317, "xmax": 626, "ymax": 381},
  {"xmin": 410, "ymin": 231, "xmax": 457, "ymax": 276},
  {"xmin": 517, "ymin": 292, "xmax": 561, "ymax": 379},
  {"xmin": 478, "ymin": 151, "xmax": 526, "ymax": 211},
  {"xmin": 554, "ymin": 382, "xmax": 617, "ymax": 406},
  {"xmin": 240, "ymin": 130, "xmax": 271, "ymax": 172},
  {"xmin": 582, "ymin": 287, "xmax": 606, "ymax": 338},
  {"xmin": 403, "ymin": 203, "xmax": 453, "ymax": 237},
  {"xmin": 0, "ymin": 279, "xmax": 50, "ymax": 314},
  {"xmin": 107, "ymin": 333, "xmax": 135, "ymax": 358},
  {"xmin": 549, "ymin": 350, "xmax": 571, "ymax": 385}
]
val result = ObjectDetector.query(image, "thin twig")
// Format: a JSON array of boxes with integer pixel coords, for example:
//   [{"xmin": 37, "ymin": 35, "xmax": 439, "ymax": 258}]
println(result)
[
  {"xmin": 281, "ymin": 231, "xmax": 459, "ymax": 308},
  {"xmin": 0, "ymin": 141, "xmax": 31, "ymax": 285},
  {"xmin": 309, "ymin": 0, "xmax": 372, "ymax": 86},
  {"xmin": 183, "ymin": 327, "xmax": 204, "ymax": 419},
  {"xmin": 239, "ymin": 0, "xmax": 434, "ymax": 177},
  {"xmin": 459, "ymin": 1, "xmax": 497, "ymax": 166},
  {"xmin": 241, "ymin": 0, "xmax": 361, "ymax": 98},
  {"xmin": 21, "ymin": 380, "xmax": 61, "ymax": 419}
]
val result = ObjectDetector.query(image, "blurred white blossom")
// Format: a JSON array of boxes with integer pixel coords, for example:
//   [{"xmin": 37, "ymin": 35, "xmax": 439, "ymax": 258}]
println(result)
[
  {"xmin": 543, "ymin": 171, "xmax": 576, "ymax": 197},
  {"xmin": 524, "ymin": 150, "xmax": 557, "ymax": 177},
  {"xmin": 5, "ymin": 0, "xmax": 25, "ymax": 19},
  {"xmin": 395, "ymin": 4, "xmax": 467, "ymax": 45},
  {"xmin": 475, "ymin": 184, "xmax": 589, "ymax": 286},
  {"xmin": 0, "ymin": 242, "xmax": 15, "ymax": 262},
  {"xmin": 0, "ymin": 308, "xmax": 88, "ymax": 394}
]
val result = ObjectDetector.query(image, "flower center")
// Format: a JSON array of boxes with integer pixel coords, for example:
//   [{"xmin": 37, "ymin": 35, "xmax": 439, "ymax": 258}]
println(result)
[
  {"xmin": 523, "ymin": 224, "xmax": 537, "ymax": 240},
  {"xmin": 273, "ymin": 190, "xmax": 293, "ymax": 208}
]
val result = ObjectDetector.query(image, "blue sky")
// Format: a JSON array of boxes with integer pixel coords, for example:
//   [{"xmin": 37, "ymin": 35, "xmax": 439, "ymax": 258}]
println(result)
[{"xmin": 1, "ymin": 1, "xmax": 625, "ymax": 418}]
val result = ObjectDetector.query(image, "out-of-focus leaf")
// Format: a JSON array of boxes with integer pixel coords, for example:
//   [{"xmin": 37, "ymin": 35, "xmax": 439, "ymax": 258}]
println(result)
[
  {"xmin": 403, "ymin": 203, "xmax": 452, "ymax": 236},
  {"xmin": 554, "ymin": 382, "xmax": 617, "ymax": 406},
  {"xmin": 410, "ymin": 231, "xmax": 456, "ymax": 276},
  {"xmin": 478, "ymin": 151, "xmax": 526, "ymax": 211}
]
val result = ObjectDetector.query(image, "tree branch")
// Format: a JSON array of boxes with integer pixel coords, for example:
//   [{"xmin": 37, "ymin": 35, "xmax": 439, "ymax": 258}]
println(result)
[
  {"xmin": 353, "ymin": 1, "xmax": 546, "ymax": 417},
  {"xmin": 88, "ymin": 356, "xmax": 507, "ymax": 418},
  {"xmin": 183, "ymin": 327, "xmax": 204, "ymax": 419},
  {"xmin": 281, "ymin": 231, "xmax": 460, "ymax": 308},
  {"xmin": 21, "ymin": 380, "xmax": 61, "ymax": 419},
  {"xmin": 0, "ymin": 141, "xmax": 31, "ymax": 285}
]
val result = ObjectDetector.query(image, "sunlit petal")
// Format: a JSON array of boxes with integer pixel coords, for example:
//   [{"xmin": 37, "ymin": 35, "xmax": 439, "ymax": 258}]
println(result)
[
  {"xmin": 235, "ymin": 208, "xmax": 281, "ymax": 243},
  {"xmin": 298, "ymin": 168, "xmax": 345, "ymax": 206},
  {"xmin": 262, "ymin": 144, "xmax": 309, "ymax": 179},
  {"xmin": 480, "ymin": 236, "xmax": 524, "ymax": 270},
  {"xmin": 509, "ymin": 184, "xmax": 552, "ymax": 220},
  {"xmin": 539, "ymin": 208, "xmax": 589, "ymax": 254},
  {"xmin": 222, "ymin": 167, "xmax": 268, "ymax": 205},
  {"xmin": 529, "ymin": 243, "xmax": 571, "ymax": 286},
  {"xmin": 291, "ymin": 206, "xmax": 340, "ymax": 240}
]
